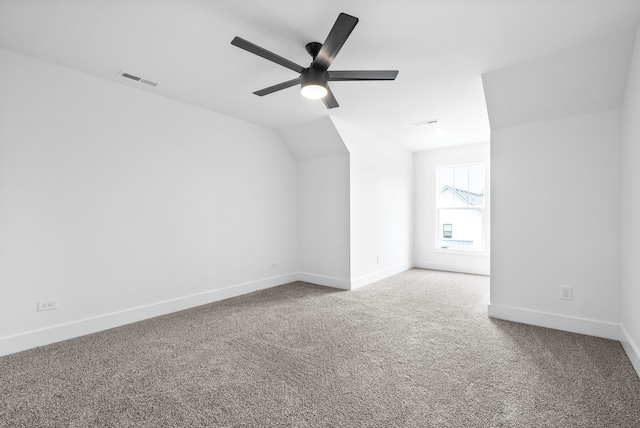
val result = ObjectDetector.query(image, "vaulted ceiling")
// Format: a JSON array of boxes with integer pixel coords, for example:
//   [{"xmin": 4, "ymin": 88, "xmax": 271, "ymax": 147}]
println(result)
[{"xmin": 1, "ymin": 1, "xmax": 639, "ymax": 151}]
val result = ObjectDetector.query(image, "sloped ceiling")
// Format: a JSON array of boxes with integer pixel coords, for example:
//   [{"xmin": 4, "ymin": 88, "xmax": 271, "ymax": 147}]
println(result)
[
  {"xmin": 278, "ymin": 117, "xmax": 347, "ymax": 160},
  {"xmin": 482, "ymin": 31, "xmax": 636, "ymax": 129},
  {"xmin": 1, "ymin": 1, "xmax": 639, "ymax": 151}
]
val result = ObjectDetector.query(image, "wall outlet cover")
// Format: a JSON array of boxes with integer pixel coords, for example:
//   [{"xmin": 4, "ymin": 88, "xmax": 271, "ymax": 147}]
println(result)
[{"xmin": 560, "ymin": 287, "xmax": 573, "ymax": 301}]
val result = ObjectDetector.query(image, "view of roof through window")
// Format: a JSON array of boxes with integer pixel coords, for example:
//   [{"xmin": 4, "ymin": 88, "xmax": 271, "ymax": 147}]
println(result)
[{"xmin": 438, "ymin": 165, "xmax": 485, "ymax": 250}]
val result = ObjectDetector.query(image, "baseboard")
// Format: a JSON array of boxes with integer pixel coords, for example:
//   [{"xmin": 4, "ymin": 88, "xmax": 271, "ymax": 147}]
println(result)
[
  {"xmin": 350, "ymin": 262, "xmax": 413, "ymax": 290},
  {"xmin": 487, "ymin": 303, "xmax": 623, "ymax": 341},
  {"xmin": 414, "ymin": 260, "xmax": 489, "ymax": 276},
  {"xmin": 0, "ymin": 272, "xmax": 298, "ymax": 357},
  {"xmin": 296, "ymin": 272, "xmax": 350, "ymax": 290},
  {"xmin": 621, "ymin": 325, "xmax": 640, "ymax": 378}
]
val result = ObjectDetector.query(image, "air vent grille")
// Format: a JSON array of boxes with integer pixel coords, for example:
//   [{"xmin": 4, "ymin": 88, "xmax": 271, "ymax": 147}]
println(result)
[
  {"xmin": 413, "ymin": 119, "xmax": 439, "ymax": 126},
  {"xmin": 139, "ymin": 79, "xmax": 158, "ymax": 87},
  {"xmin": 121, "ymin": 72, "xmax": 141, "ymax": 81},
  {"xmin": 119, "ymin": 71, "xmax": 158, "ymax": 87}
]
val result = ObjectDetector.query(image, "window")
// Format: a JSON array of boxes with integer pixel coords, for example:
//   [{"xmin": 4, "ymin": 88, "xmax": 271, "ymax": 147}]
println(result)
[
  {"xmin": 437, "ymin": 164, "xmax": 485, "ymax": 250},
  {"xmin": 443, "ymin": 224, "xmax": 452, "ymax": 238}
]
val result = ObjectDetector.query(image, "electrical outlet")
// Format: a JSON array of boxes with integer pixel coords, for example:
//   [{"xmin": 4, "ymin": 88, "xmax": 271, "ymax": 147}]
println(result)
[
  {"xmin": 37, "ymin": 299, "xmax": 59, "ymax": 311},
  {"xmin": 560, "ymin": 287, "xmax": 573, "ymax": 301},
  {"xmin": 376, "ymin": 255, "xmax": 380, "ymax": 264}
]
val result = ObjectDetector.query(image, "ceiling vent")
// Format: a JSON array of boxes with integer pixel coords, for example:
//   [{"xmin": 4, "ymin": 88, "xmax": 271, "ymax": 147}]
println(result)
[
  {"xmin": 119, "ymin": 71, "xmax": 158, "ymax": 87},
  {"xmin": 413, "ymin": 119, "xmax": 439, "ymax": 126}
]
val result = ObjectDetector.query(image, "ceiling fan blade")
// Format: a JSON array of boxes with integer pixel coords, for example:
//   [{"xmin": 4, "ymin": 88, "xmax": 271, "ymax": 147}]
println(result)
[
  {"xmin": 231, "ymin": 37, "xmax": 305, "ymax": 74},
  {"xmin": 322, "ymin": 85, "xmax": 339, "ymax": 109},
  {"xmin": 328, "ymin": 70, "xmax": 399, "ymax": 81},
  {"xmin": 312, "ymin": 13, "xmax": 359, "ymax": 71},
  {"xmin": 253, "ymin": 77, "xmax": 302, "ymax": 96}
]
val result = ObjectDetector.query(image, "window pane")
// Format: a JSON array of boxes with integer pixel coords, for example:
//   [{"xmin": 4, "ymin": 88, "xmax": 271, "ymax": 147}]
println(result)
[
  {"xmin": 454, "ymin": 167, "xmax": 469, "ymax": 206},
  {"xmin": 438, "ymin": 208, "xmax": 483, "ymax": 250},
  {"xmin": 439, "ymin": 167, "xmax": 454, "ymax": 206},
  {"xmin": 468, "ymin": 165, "xmax": 484, "ymax": 207}
]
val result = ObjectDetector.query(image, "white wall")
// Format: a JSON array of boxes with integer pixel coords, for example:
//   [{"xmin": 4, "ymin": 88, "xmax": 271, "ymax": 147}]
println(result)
[
  {"xmin": 297, "ymin": 154, "xmax": 351, "ymax": 289},
  {"xmin": 483, "ymin": 31, "xmax": 634, "ymax": 341},
  {"xmin": 0, "ymin": 48, "xmax": 299, "ymax": 355},
  {"xmin": 489, "ymin": 110, "xmax": 622, "ymax": 339},
  {"xmin": 278, "ymin": 118, "xmax": 351, "ymax": 289},
  {"xmin": 283, "ymin": 116, "xmax": 413, "ymax": 291},
  {"xmin": 414, "ymin": 143, "xmax": 490, "ymax": 275},
  {"xmin": 331, "ymin": 118, "xmax": 413, "ymax": 289},
  {"xmin": 621, "ymin": 28, "xmax": 640, "ymax": 373}
]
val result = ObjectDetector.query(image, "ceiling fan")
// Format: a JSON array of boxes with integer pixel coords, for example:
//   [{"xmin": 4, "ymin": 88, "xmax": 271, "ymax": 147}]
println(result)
[{"xmin": 231, "ymin": 12, "xmax": 398, "ymax": 109}]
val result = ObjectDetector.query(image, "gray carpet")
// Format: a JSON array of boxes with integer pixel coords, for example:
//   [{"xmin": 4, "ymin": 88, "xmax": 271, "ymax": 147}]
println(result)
[{"xmin": 1, "ymin": 269, "xmax": 639, "ymax": 427}]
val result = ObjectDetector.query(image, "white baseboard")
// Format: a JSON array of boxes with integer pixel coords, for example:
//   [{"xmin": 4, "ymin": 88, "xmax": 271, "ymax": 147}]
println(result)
[
  {"xmin": 5, "ymin": 270, "xmax": 639, "ymax": 380},
  {"xmin": 296, "ymin": 272, "xmax": 351, "ymax": 290},
  {"xmin": 621, "ymin": 325, "xmax": 640, "ymax": 378},
  {"xmin": 0, "ymin": 272, "xmax": 298, "ymax": 357},
  {"xmin": 487, "ymin": 303, "xmax": 623, "ymax": 341},
  {"xmin": 414, "ymin": 260, "xmax": 489, "ymax": 276},
  {"xmin": 350, "ymin": 262, "xmax": 413, "ymax": 290}
]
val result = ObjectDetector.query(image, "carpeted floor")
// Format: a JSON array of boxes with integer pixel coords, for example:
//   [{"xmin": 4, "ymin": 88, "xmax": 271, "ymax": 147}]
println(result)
[{"xmin": 1, "ymin": 269, "xmax": 639, "ymax": 427}]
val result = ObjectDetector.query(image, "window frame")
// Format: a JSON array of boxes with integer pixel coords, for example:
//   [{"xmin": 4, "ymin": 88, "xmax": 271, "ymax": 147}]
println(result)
[{"xmin": 436, "ymin": 163, "xmax": 486, "ymax": 252}]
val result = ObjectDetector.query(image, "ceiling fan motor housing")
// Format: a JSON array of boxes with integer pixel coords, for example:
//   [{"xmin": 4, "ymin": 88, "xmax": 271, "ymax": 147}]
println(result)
[
  {"xmin": 300, "ymin": 68, "xmax": 328, "ymax": 99},
  {"xmin": 301, "ymin": 68, "xmax": 327, "ymax": 88}
]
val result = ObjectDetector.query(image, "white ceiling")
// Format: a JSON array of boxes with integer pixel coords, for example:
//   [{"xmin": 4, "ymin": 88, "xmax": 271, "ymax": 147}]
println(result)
[{"xmin": 1, "ymin": 1, "xmax": 639, "ymax": 151}]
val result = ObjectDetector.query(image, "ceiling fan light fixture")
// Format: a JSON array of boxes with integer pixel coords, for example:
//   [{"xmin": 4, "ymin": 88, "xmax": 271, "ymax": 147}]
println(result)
[
  {"xmin": 300, "ymin": 68, "xmax": 328, "ymax": 99},
  {"xmin": 301, "ymin": 83, "xmax": 328, "ymax": 99}
]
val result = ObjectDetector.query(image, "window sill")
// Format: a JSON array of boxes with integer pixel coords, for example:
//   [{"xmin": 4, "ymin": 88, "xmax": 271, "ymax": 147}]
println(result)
[{"xmin": 432, "ymin": 247, "xmax": 489, "ymax": 256}]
